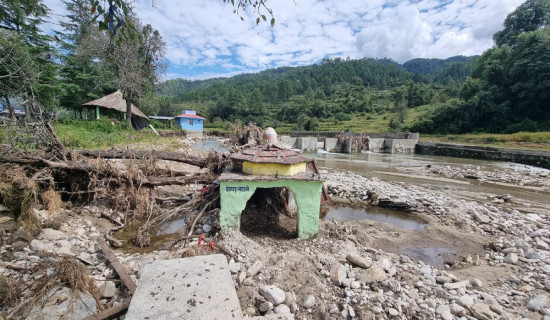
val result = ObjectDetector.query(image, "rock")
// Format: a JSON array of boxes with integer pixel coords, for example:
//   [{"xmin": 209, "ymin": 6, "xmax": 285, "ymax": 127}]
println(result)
[
  {"xmin": 526, "ymin": 251, "xmax": 545, "ymax": 260},
  {"xmin": 457, "ymin": 295, "xmax": 474, "ymax": 309},
  {"xmin": 77, "ymin": 252, "xmax": 93, "ymax": 265},
  {"xmin": 247, "ymin": 261, "xmax": 263, "ymax": 277},
  {"xmin": 348, "ymin": 305, "xmax": 355, "ymax": 318},
  {"xmin": 470, "ymin": 278, "xmax": 483, "ymax": 288},
  {"xmin": 350, "ymin": 281, "xmax": 361, "ymax": 289},
  {"xmin": 302, "ymin": 295, "xmax": 315, "ymax": 309},
  {"xmin": 29, "ymin": 239, "xmax": 45, "ymax": 252},
  {"xmin": 388, "ymin": 308, "xmax": 399, "ymax": 317},
  {"xmin": 373, "ymin": 257, "xmax": 392, "ymax": 271},
  {"xmin": 443, "ymin": 280, "xmax": 469, "ymax": 290},
  {"xmin": 342, "ymin": 278, "xmax": 352, "ymax": 288},
  {"xmin": 11, "ymin": 241, "xmax": 28, "ymax": 251},
  {"xmin": 359, "ymin": 267, "xmax": 387, "ymax": 284},
  {"xmin": 99, "ymin": 281, "xmax": 116, "ymax": 298},
  {"xmin": 470, "ymin": 303, "xmax": 498, "ymax": 320},
  {"xmin": 284, "ymin": 291, "xmax": 294, "ymax": 306},
  {"xmin": 40, "ymin": 228, "xmax": 65, "ymax": 241},
  {"xmin": 75, "ymin": 228, "xmax": 86, "ymax": 236},
  {"xmin": 228, "ymin": 262, "xmax": 241, "ymax": 275},
  {"xmin": 330, "ymin": 263, "xmax": 347, "ymax": 286},
  {"xmin": 436, "ymin": 276, "xmax": 452, "ymax": 284},
  {"xmin": 527, "ymin": 295, "xmax": 548, "ymax": 312},
  {"xmin": 26, "ymin": 286, "xmax": 96, "ymax": 320},
  {"xmin": 11, "ymin": 227, "xmax": 31, "ymax": 242},
  {"xmin": 246, "ymin": 307, "xmax": 257, "ymax": 316},
  {"xmin": 259, "ymin": 285, "xmax": 286, "ymax": 305},
  {"xmin": 55, "ymin": 239, "xmax": 73, "ymax": 255},
  {"xmin": 202, "ymin": 224, "xmax": 212, "ymax": 233},
  {"xmin": 259, "ymin": 301, "xmax": 274, "ymax": 312},
  {"xmin": 290, "ymin": 301, "xmax": 299, "ymax": 313},
  {"xmin": 346, "ymin": 254, "xmax": 372, "ymax": 269},
  {"xmin": 504, "ymin": 253, "xmax": 518, "ymax": 264},
  {"xmin": 436, "ymin": 305, "xmax": 453, "ymax": 320},
  {"xmin": 274, "ymin": 304, "xmax": 291, "ymax": 314},
  {"xmin": 237, "ymin": 271, "xmax": 246, "ymax": 285},
  {"xmin": 450, "ymin": 303, "xmax": 467, "ymax": 316}
]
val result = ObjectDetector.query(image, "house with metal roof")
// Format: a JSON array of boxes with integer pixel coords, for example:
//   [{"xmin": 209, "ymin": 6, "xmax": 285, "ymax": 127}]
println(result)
[{"xmin": 175, "ymin": 110, "xmax": 204, "ymax": 136}]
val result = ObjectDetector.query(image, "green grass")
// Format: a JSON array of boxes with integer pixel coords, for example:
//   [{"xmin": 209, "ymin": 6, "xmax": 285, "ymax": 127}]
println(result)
[
  {"xmin": 53, "ymin": 120, "xmax": 178, "ymax": 150},
  {"xmin": 422, "ymin": 132, "xmax": 550, "ymax": 151}
]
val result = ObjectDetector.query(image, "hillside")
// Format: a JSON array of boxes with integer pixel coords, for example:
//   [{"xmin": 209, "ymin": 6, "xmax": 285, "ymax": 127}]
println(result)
[{"xmin": 155, "ymin": 56, "xmax": 476, "ymax": 132}]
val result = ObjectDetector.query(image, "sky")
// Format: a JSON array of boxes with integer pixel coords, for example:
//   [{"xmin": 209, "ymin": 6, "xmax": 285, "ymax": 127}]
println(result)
[{"xmin": 43, "ymin": 0, "xmax": 526, "ymax": 80}]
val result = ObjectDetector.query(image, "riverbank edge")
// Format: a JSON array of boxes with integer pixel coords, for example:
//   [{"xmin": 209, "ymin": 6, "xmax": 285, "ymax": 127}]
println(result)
[{"xmin": 416, "ymin": 141, "xmax": 550, "ymax": 169}]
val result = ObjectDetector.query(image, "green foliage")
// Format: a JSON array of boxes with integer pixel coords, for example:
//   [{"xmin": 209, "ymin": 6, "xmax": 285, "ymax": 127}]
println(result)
[
  {"xmin": 493, "ymin": 0, "xmax": 550, "ymax": 46},
  {"xmin": 415, "ymin": 1, "xmax": 550, "ymax": 134}
]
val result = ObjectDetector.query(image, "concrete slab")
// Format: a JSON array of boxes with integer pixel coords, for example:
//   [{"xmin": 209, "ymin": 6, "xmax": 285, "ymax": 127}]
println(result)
[{"xmin": 125, "ymin": 254, "xmax": 243, "ymax": 320}]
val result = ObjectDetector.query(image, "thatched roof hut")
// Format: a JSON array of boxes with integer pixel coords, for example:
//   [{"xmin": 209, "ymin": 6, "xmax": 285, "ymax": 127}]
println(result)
[{"xmin": 83, "ymin": 90, "xmax": 149, "ymax": 130}]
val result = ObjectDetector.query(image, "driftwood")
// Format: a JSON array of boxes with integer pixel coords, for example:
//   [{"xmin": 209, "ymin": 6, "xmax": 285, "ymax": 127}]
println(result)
[
  {"xmin": 81, "ymin": 299, "xmax": 131, "ymax": 320},
  {"xmin": 97, "ymin": 239, "xmax": 137, "ymax": 294},
  {"xmin": 78, "ymin": 149, "xmax": 215, "ymax": 168}
]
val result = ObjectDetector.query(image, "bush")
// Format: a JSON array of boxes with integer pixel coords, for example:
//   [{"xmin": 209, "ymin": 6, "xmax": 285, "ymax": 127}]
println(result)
[
  {"xmin": 334, "ymin": 112, "xmax": 352, "ymax": 121},
  {"xmin": 505, "ymin": 119, "xmax": 539, "ymax": 133}
]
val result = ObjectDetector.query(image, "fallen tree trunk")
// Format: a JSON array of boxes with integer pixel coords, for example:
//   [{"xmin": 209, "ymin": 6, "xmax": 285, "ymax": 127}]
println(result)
[
  {"xmin": 142, "ymin": 175, "xmax": 212, "ymax": 187},
  {"xmin": 78, "ymin": 149, "xmax": 216, "ymax": 168},
  {"xmin": 0, "ymin": 154, "xmax": 213, "ymax": 187}
]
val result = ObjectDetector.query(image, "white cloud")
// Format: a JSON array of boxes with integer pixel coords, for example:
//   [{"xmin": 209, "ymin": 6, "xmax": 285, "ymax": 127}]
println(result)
[{"xmin": 43, "ymin": 0, "xmax": 527, "ymax": 78}]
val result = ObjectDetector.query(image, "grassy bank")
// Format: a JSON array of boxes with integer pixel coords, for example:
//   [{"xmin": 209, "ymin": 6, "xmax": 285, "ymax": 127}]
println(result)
[
  {"xmin": 421, "ymin": 132, "xmax": 550, "ymax": 151},
  {"xmin": 53, "ymin": 120, "xmax": 182, "ymax": 150}
]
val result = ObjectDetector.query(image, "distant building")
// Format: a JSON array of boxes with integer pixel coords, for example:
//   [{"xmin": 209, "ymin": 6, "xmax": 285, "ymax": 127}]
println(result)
[{"xmin": 175, "ymin": 110, "xmax": 205, "ymax": 136}]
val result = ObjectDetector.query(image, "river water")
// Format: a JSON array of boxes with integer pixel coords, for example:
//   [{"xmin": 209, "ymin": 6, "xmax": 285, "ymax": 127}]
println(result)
[{"xmin": 308, "ymin": 150, "xmax": 550, "ymax": 208}]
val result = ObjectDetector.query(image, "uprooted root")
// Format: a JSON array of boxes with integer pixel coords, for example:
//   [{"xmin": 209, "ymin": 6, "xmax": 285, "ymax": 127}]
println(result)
[
  {"xmin": 41, "ymin": 189, "xmax": 62, "ymax": 213},
  {"xmin": 0, "ymin": 274, "xmax": 22, "ymax": 309},
  {"xmin": 0, "ymin": 164, "xmax": 37, "ymax": 218},
  {"xmin": 9, "ymin": 256, "xmax": 101, "ymax": 318}
]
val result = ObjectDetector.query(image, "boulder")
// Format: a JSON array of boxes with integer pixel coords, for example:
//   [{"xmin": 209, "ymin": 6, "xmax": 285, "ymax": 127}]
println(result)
[
  {"xmin": 346, "ymin": 254, "xmax": 372, "ymax": 269},
  {"xmin": 330, "ymin": 263, "xmax": 347, "ymax": 286},
  {"xmin": 359, "ymin": 267, "xmax": 387, "ymax": 284},
  {"xmin": 29, "ymin": 239, "xmax": 45, "ymax": 252},
  {"xmin": 470, "ymin": 303, "xmax": 497, "ymax": 320},
  {"xmin": 259, "ymin": 285, "xmax": 286, "ymax": 305},
  {"xmin": 247, "ymin": 261, "xmax": 263, "ymax": 277},
  {"xmin": 40, "ymin": 228, "xmax": 65, "ymax": 241},
  {"xmin": 527, "ymin": 295, "xmax": 547, "ymax": 312}
]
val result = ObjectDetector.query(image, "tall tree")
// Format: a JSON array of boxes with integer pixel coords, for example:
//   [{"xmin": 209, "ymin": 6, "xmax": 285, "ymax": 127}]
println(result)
[
  {"xmin": 493, "ymin": 0, "xmax": 550, "ymax": 46},
  {"xmin": 109, "ymin": 18, "xmax": 165, "ymax": 128}
]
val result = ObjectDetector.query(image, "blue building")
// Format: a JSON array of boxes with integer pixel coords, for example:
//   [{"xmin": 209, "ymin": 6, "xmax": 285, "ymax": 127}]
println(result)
[{"xmin": 175, "ymin": 110, "xmax": 204, "ymax": 135}]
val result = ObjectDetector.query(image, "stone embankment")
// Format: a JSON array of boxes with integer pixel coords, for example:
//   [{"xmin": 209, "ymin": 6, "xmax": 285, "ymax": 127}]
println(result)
[{"xmin": 1, "ymin": 162, "xmax": 550, "ymax": 319}]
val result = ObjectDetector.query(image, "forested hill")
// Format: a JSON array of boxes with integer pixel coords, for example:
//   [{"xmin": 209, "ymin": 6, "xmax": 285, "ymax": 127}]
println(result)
[
  {"xmin": 403, "ymin": 56, "xmax": 478, "ymax": 75},
  {"xmin": 157, "ymin": 56, "xmax": 477, "ymax": 98}
]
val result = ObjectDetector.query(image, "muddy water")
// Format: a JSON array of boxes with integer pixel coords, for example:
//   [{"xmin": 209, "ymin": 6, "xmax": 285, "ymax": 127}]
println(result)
[
  {"xmin": 401, "ymin": 247, "xmax": 454, "ymax": 267},
  {"xmin": 310, "ymin": 151, "xmax": 550, "ymax": 207},
  {"xmin": 325, "ymin": 204, "xmax": 427, "ymax": 230}
]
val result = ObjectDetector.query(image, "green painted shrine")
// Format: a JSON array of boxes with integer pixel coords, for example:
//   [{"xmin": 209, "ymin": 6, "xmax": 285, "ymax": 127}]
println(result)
[{"xmin": 219, "ymin": 128, "xmax": 324, "ymax": 239}]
